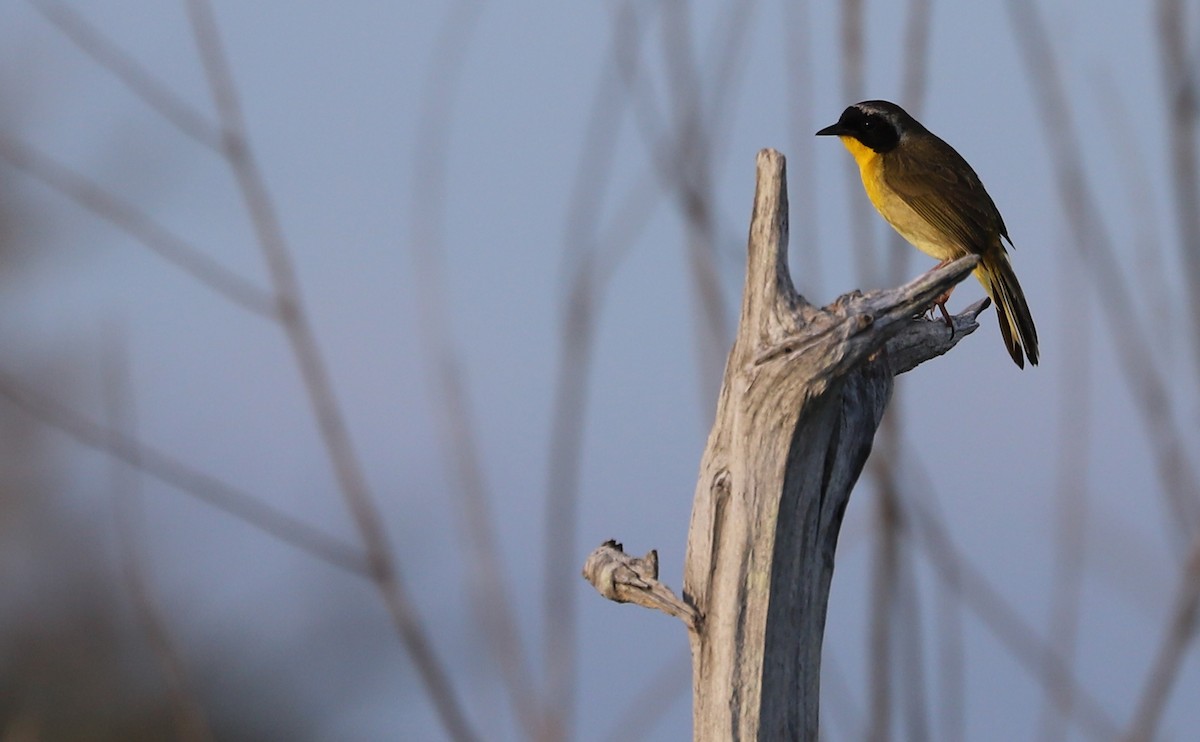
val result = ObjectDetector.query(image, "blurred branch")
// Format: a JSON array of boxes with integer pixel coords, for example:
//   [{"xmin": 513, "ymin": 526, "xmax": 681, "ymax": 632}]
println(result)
[
  {"xmin": 102, "ymin": 328, "xmax": 214, "ymax": 742},
  {"xmin": 542, "ymin": 255, "xmax": 593, "ymax": 741},
  {"xmin": 838, "ymin": 0, "xmax": 864, "ymax": 99},
  {"xmin": 906, "ymin": 493, "xmax": 1120, "ymax": 740},
  {"xmin": 700, "ymin": 0, "xmax": 759, "ymax": 173},
  {"xmin": 28, "ymin": 0, "xmax": 223, "ymax": 151},
  {"xmin": 838, "ymin": 0, "xmax": 878, "ymax": 286},
  {"xmin": 866, "ymin": 3, "xmax": 936, "ymax": 737},
  {"xmin": 593, "ymin": 174, "xmax": 664, "ymax": 284},
  {"xmin": 783, "ymin": 0, "xmax": 822, "ymax": 296},
  {"xmin": 620, "ymin": 1, "xmax": 758, "ymax": 400},
  {"xmin": 12, "ymin": 6, "xmax": 482, "ymax": 734},
  {"xmin": 1036, "ymin": 227, "xmax": 1092, "ymax": 742},
  {"xmin": 1125, "ymin": 531, "xmax": 1200, "ymax": 742},
  {"xmin": 898, "ymin": 0, "xmax": 931, "ymax": 110},
  {"xmin": 895, "ymin": 523, "xmax": 931, "ymax": 742},
  {"xmin": 408, "ymin": 3, "xmax": 544, "ymax": 740},
  {"xmin": 1091, "ymin": 71, "xmax": 1174, "ymax": 364},
  {"xmin": 1005, "ymin": 0, "xmax": 1200, "ymax": 547},
  {"xmin": 542, "ymin": 4, "xmax": 673, "ymax": 736},
  {"xmin": 184, "ymin": 2, "xmax": 480, "ymax": 740},
  {"xmin": 615, "ymin": 0, "xmax": 757, "ymax": 251},
  {"xmin": 0, "ymin": 368, "xmax": 366, "ymax": 575},
  {"xmin": 865, "ymin": 459, "xmax": 897, "ymax": 742},
  {"xmin": 1155, "ymin": 0, "xmax": 1200, "ymax": 384},
  {"xmin": 932, "ymin": 513, "xmax": 966, "ymax": 742},
  {"xmin": 615, "ymin": 5, "xmax": 667, "ymax": 167},
  {"xmin": 660, "ymin": 0, "xmax": 734, "ymax": 400},
  {"xmin": 541, "ymin": 0, "xmax": 768, "ymax": 721},
  {"xmin": 0, "ymin": 133, "xmax": 275, "ymax": 318}
]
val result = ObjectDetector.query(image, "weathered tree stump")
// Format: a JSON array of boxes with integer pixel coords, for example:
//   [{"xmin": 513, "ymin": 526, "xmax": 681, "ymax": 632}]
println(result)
[{"xmin": 583, "ymin": 149, "xmax": 986, "ymax": 740}]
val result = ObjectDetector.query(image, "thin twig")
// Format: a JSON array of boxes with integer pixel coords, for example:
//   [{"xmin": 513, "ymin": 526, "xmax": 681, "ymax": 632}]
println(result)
[
  {"xmin": 593, "ymin": 173, "xmax": 665, "ymax": 286},
  {"xmin": 579, "ymin": 2, "xmax": 692, "ymax": 287},
  {"xmin": 898, "ymin": 0, "xmax": 932, "ymax": 112},
  {"xmin": 932, "ymin": 509, "xmax": 966, "ymax": 742},
  {"xmin": 1005, "ymin": 0, "xmax": 1200, "ymax": 548},
  {"xmin": 838, "ymin": 0, "xmax": 864, "ymax": 102},
  {"xmin": 0, "ymin": 368, "xmax": 366, "ymax": 575},
  {"xmin": 102, "ymin": 327, "xmax": 214, "ymax": 742},
  {"xmin": 615, "ymin": 0, "xmax": 755, "ymax": 288},
  {"xmin": 614, "ymin": 0, "xmax": 757, "ymax": 393},
  {"xmin": 890, "ymin": 6, "xmax": 935, "ymax": 737},
  {"xmin": 27, "ymin": 0, "xmax": 223, "ymax": 151},
  {"xmin": 545, "ymin": 3, "xmax": 754, "ymax": 727},
  {"xmin": 1118, "ymin": 11, "xmax": 1200, "ymax": 728},
  {"xmin": 1035, "ymin": 225, "xmax": 1093, "ymax": 742},
  {"xmin": 905, "ymin": 492, "xmax": 1120, "ymax": 740},
  {"xmin": 1124, "ymin": 531, "xmax": 1200, "ymax": 742},
  {"xmin": 865, "ymin": 454, "xmax": 898, "ymax": 742},
  {"xmin": 659, "ymin": 0, "xmax": 731, "ymax": 401},
  {"xmin": 837, "ymin": 0, "xmax": 878, "ymax": 286},
  {"xmin": 183, "ymin": 3, "xmax": 479, "ymax": 740},
  {"xmin": 1155, "ymin": 0, "xmax": 1200, "ymax": 386},
  {"xmin": 543, "ymin": 5, "xmax": 659, "ymax": 737},
  {"xmin": 876, "ymin": 434, "xmax": 965, "ymax": 742},
  {"xmin": 409, "ymin": 2, "xmax": 543, "ymax": 739},
  {"xmin": 1090, "ymin": 70, "xmax": 1174, "ymax": 365},
  {"xmin": 895, "ymin": 526, "xmax": 931, "ymax": 742},
  {"xmin": 783, "ymin": 0, "xmax": 821, "ymax": 297},
  {"xmin": 615, "ymin": 5, "xmax": 668, "ymax": 172},
  {"xmin": 863, "ymin": 1, "xmax": 936, "ymax": 732},
  {"xmin": 700, "ymin": 0, "xmax": 759, "ymax": 175},
  {"xmin": 0, "ymin": 133, "xmax": 275, "ymax": 318}
]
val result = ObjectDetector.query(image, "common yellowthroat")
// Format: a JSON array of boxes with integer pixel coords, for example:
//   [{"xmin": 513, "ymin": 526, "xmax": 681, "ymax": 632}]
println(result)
[{"xmin": 817, "ymin": 100, "xmax": 1038, "ymax": 368}]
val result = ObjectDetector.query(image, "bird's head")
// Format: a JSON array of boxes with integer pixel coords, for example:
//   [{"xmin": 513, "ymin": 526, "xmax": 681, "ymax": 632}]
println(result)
[{"xmin": 816, "ymin": 100, "xmax": 919, "ymax": 154}]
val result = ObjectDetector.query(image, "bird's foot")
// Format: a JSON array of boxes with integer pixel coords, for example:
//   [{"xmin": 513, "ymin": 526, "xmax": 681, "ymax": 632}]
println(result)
[
  {"xmin": 929, "ymin": 269, "xmax": 955, "ymax": 338},
  {"xmin": 917, "ymin": 260, "xmax": 957, "ymax": 336},
  {"xmin": 934, "ymin": 296, "xmax": 955, "ymax": 338}
]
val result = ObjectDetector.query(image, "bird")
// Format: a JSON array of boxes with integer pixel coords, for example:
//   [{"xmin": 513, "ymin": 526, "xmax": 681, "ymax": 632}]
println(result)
[{"xmin": 816, "ymin": 100, "xmax": 1038, "ymax": 368}]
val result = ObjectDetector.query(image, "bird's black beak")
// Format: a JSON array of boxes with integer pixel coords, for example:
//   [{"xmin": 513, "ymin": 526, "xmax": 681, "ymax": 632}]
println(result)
[{"xmin": 815, "ymin": 123, "xmax": 844, "ymax": 136}]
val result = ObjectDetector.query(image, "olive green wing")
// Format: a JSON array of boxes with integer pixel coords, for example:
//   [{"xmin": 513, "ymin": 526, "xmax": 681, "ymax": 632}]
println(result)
[{"xmin": 883, "ymin": 134, "xmax": 1011, "ymax": 253}]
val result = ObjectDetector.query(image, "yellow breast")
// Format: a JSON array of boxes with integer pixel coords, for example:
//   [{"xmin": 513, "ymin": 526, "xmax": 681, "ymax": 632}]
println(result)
[{"xmin": 837, "ymin": 135, "xmax": 962, "ymax": 261}]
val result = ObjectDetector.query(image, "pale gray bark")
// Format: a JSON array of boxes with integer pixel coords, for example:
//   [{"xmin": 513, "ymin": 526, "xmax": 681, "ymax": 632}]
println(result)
[{"xmin": 583, "ymin": 149, "xmax": 984, "ymax": 741}]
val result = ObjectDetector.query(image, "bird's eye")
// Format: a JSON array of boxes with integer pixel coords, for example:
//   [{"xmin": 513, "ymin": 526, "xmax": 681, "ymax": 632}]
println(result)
[{"xmin": 862, "ymin": 119, "xmax": 873, "ymax": 129}]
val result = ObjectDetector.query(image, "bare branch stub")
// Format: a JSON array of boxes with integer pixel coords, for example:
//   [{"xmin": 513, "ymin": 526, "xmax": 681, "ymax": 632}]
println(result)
[{"xmin": 583, "ymin": 540, "xmax": 699, "ymax": 631}]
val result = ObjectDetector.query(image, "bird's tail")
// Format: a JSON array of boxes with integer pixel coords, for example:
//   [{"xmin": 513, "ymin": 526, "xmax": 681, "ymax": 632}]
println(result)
[{"xmin": 975, "ymin": 252, "xmax": 1039, "ymax": 368}]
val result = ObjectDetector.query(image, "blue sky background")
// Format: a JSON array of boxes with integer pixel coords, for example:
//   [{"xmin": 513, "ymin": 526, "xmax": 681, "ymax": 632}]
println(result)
[{"xmin": 0, "ymin": 1, "xmax": 1197, "ymax": 740}]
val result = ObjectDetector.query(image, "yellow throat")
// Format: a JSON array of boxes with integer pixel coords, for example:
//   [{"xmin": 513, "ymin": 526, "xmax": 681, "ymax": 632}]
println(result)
[{"xmin": 838, "ymin": 135, "xmax": 886, "ymax": 209}]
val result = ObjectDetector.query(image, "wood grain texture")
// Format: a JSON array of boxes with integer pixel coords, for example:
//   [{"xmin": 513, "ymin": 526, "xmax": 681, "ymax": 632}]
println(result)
[{"xmin": 583, "ymin": 149, "xmax": 982, "ymax": 740}]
